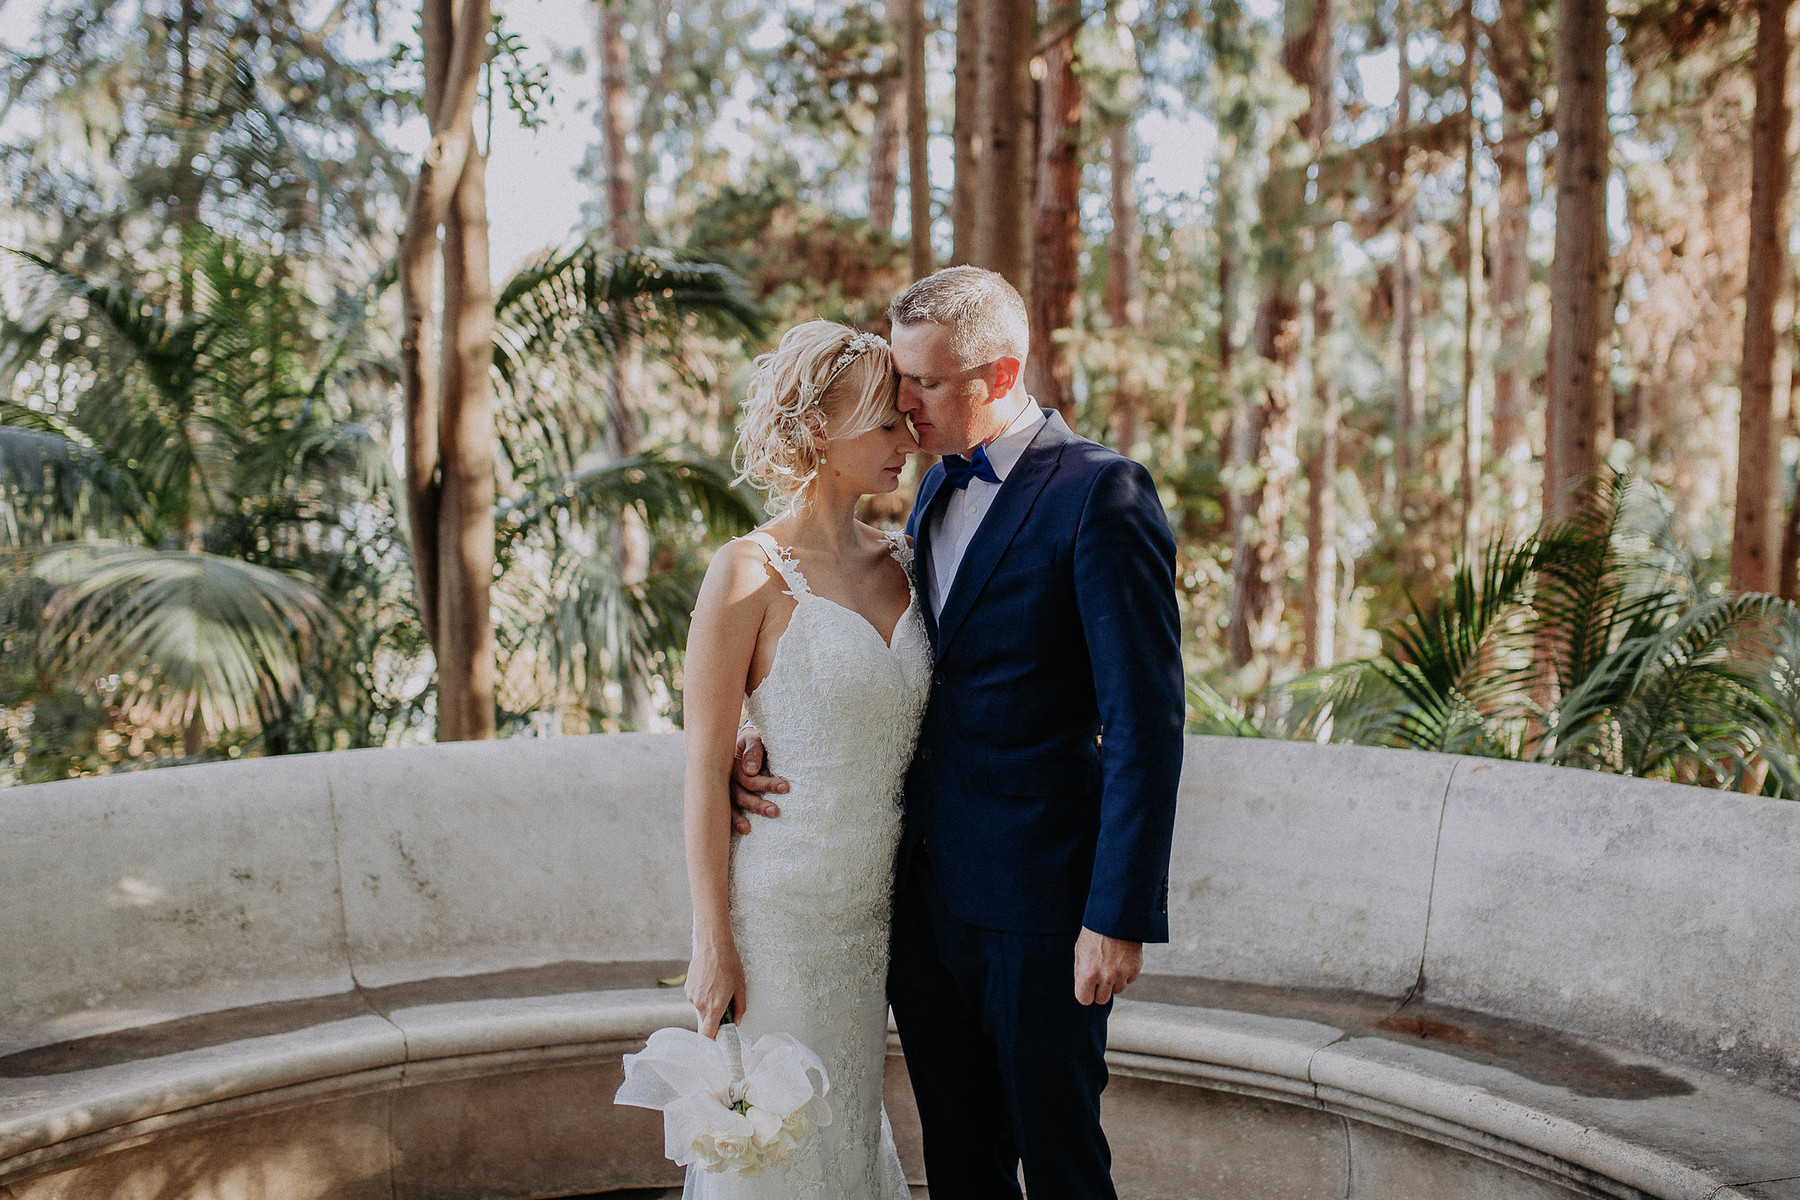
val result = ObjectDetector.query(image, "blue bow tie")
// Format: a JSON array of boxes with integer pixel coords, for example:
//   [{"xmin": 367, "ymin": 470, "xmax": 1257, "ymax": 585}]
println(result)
[{"xmin": 942, "ymin": 444, "xmax": 1002, "ymax": 490}]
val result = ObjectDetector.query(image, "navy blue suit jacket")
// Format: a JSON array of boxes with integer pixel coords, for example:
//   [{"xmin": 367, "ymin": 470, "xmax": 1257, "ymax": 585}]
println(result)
[{"xmin": 901, "ymin": 410, "xmax": 1184, "ymax": 943}]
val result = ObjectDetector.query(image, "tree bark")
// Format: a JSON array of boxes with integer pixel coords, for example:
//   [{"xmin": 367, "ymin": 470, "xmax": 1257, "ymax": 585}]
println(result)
[
  {"xmin": 1733, "ymin": 0, "xmax": 1800, "ymax": 594},
  {"xmin": 1460, "ymin": 0, "xmax": 1484, "ymax": 557},
  {"xmin": 1227, "ymin": 0, "xmax": 1329, "ymax": 672},
  {"xmin": 1545, "ymin": 0, "xmax": 1613, "ymax": 522},
  {"xmin": 1297, "ymin": 0, "xmax": 1339, "ymax": 670},
  {"xmin": 1227, "ymin": 281, "xmax": 1302, "ymax": 670},
  {"xmin": 1106, "ymin": 113, "xmax": 1145, "ymax": 453},
  {"xmin": 869, "ymin": 0, "xmax": 906, "ymax": 235},
  {"xmin": 904, "ymin": 0, "xmax": 932, "ymax": 279},
  {"xmin": 973, "ymin": 0, "xmax": 1033, "ymax": 290},
  {"xmin": 1491, "ymin": 97, "xmax": 1533, "ymax": 535},
  {"xmin": 598, "ymin": 0, "xmax": 654, "ymax": 727},
  {"xmin": 436, "ymin": 150, "xmax": 497, "ymax": 741},
  {"xmin": 1781, "ymin": 352, "xmax": 1800, "ymax": 598},
  {"xmin": 1487, "ymin": 0, "xmax": 1537, "ymax": 537},
  {"xmin": 1395, "ymin": 8, "xmax": 1424, "ymax": 483},
  {"xmin": 597, "ymin": 0, "xmax": 639, "ymax": 249},
  {"xmin": 1218, "ymin": 113, "xmax": 1251, "ymax": 545},
  {"xmin": 398, "ymin": 0, "xmax": 489, "ymax": 674},
  {"xmin": 951, "ymin": 0, "xmax": 980, "ymax": 265},
  {"xmin": 174, "ymin": 0, "xmax": 201, "ymax": 317},
  {"xmin": 1305, "ymin": 280, "xmax": 1340, "ymax": 670},
  {"xmin": 1027, "ymin": 13, "xmax": 1083, "ymax": 423}
]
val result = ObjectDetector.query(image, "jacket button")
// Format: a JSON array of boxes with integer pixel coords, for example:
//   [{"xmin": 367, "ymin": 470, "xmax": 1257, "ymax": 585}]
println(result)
[
  {"xmin": 919, "ymin": 747, "xmax": 933, "ymax": 761},
  {"xmin": 932, "ymin": 670, "xmax": 945, "ymax": 685}
]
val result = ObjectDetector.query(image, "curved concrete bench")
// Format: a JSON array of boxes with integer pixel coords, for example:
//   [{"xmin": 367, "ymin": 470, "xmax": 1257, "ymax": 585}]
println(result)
[{"xmin": 2, "ymin": 735, "xmax": 1798, "ymax": 1198}]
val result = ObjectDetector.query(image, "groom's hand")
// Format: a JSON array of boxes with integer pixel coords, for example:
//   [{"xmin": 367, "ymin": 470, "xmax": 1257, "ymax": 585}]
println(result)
[
  {"xmin": 729, "ymin": 725, "xmax": 789, "ymax": 834},
  {"xmin": 1074, "ymin": 927, "xmax": 1143, "ymax": 1006}
]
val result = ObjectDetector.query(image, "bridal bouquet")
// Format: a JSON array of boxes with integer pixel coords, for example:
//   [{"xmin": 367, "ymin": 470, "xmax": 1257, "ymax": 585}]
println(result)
[{"xmin": 616, "ymin": 1017, "xmax": 832, "ymax": 1174}]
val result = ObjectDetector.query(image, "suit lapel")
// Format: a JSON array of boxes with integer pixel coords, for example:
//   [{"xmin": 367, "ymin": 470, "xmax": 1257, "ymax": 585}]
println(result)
[
  {"xmin": 912, "ymin": 467, "xmax": 947, "ymax": 652},
  {"xmin": 934, "ymin": 416, "xmax": 1070, "ymax": 655}
]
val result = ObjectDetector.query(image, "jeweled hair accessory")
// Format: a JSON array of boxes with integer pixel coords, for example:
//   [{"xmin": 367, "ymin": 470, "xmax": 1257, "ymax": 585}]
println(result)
[{"xmin": 800, "ymin": 330, "xmax": 886, "ymax": 406}]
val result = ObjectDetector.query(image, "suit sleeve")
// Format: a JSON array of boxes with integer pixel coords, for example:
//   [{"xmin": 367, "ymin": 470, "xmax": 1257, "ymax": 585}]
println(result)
[{"xmin": 1073, "ymin": 457, "xmax": 1185, "ymax": 943}]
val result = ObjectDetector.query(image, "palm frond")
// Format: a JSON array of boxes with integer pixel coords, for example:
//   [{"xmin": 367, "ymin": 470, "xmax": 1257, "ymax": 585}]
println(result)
[
  {"xmin": 491, "ymin": 245, "xmax": 765, "ymax": 478},
  {"xmin": 504, "ymin": 451, "xmax": 761, "ymax": 538},
  {"xmin": 1186, "ymin": 678, "xmax": 1264, "ymax": 737},
  {"xmin": 1370, "ymin": 533, "xmax": 1544, "ymax": 751},
  {"xmin": 24, "ymin": 543, "xmax": 336, "ymax": 735}
]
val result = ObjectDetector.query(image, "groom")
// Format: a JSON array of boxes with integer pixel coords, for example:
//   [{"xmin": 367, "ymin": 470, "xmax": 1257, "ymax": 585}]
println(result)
[{"xmin": 734, "ymin": 266, "xmax": 1184, "ymax": 1198}]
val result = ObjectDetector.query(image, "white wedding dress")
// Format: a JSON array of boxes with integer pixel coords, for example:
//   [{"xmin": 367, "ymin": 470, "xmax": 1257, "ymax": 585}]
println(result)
[{"xmin": 686, "ymin": 529, "xmax": 931, "ymax": 1199}]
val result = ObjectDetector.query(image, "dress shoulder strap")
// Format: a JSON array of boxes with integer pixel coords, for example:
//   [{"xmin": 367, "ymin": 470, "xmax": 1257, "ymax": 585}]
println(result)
[
  {"xmin": 743, "ymin": 530, "xmax": 812, "ymax": 597},
  {"xmin": 882, "ymin": 530, "xmax": 915, "ymax": 579}
]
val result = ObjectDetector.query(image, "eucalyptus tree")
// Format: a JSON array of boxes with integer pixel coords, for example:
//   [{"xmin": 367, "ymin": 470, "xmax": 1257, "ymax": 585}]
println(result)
[
  {"xmin": 1027, "ymin": 0, "xmax": 1088, "ymax": 425},
  {"xmin": 1225, "ymin": 0, "xmax": 1332, "ymax": 673},
  {"xmin": 1481, "ymin": 0, "xmax": 1553, "ymax": 536},
  {"xmin": 1545, "ymin": 0, "xmax": 1614, "ymax": 522},
  {"xmin": 1731, "ymin": 0, "xmax": 1800, "ymax": 595}
]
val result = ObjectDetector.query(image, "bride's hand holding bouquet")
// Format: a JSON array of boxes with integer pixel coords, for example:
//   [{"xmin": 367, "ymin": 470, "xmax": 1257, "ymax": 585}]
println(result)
[{"xmin": 686, "ymin": 930, "xmax": 747, "ymax": 1039}]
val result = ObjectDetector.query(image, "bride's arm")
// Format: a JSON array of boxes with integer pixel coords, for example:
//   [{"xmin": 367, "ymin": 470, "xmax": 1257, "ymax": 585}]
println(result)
[{"xmin": 682, "ymin": 540, "xmax": 770, "ymax": 1036}]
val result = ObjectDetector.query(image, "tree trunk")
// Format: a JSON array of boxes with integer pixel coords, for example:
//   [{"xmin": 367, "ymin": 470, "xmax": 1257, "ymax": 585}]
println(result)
[
  {"xmin": 174, "ymin": 0, "xmax": 201, "ymax": 316},
  {"xmin": 1227, "ymin": 283, "xmax": 1302, "ymax": 671},
  {"xmin": 1027, "ymin": 13, "xmax": 1083, "ymax": 423},
  {"xmin": 436, "ymin": 150, "xmax": 498, "ymax": 741},
  {"xmin": 1460, "ymin": 0, "xmax": 1484, "ymax": 557},
  {"xmin": 1227, "ymin": 0, "xmax": 1329, "ymax": 672},
  {"xmin": 1490, "ymin": 96, "xmax": 1533, "ymax": 535},
  {"xmin": 1296, "ymin": 0, "xmax": 1339, "ymax": 670},
  {"xmin": 1305, "ymin": 280, "xmax": 1340, "ymax": 670},
  {"xmin": 1781, "ymin": 352, "xmax": 1800, "ymax": 598},
  {"xmin": 1106, "ymin": 113, "xmax": 1145, "ymax": 453},
  {"xmin": 1218, "ymin": 145, "xmax": 1251, "ymax": 544},
  {"xmin": 1395, "ymin": 8, "xmax": 1424, "ymax": 483},
  {"xmin": 398, "ymin": 0, "xmax": 489, "ymax": 725},
  {"xmin": 598, "ymin": 0, "xmax": 654, "ymax": 728},
  {"xmin": 1545, "ymin": 0, "xmax": 1613, "ymax": 522},
  {"xmin": 597, "ymin": 0, "xmax": 639, "ymax": 249},
  {"xmin": 973, "ymin": 0, "xmax": 1033, "ymax": 290},
  {"xmin": 904, "ymin": 0, "xmax": 932, "ymax": 279},
  {"xmin": 952, "ymin": 0, "xmax": 980, "ymax": 265},
  {"xmin": 1733, "ymin": 0, "xmax": 1800, "ymax": 594},
  {"xmin": 869, "ymin": 0, "xmax": 905, "ymax": 235}
]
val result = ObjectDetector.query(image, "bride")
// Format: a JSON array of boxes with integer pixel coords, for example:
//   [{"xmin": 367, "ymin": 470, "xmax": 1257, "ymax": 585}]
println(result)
[{"xmin": 679, "ymin": 320, "xmax": 927, "ymax": 1197}]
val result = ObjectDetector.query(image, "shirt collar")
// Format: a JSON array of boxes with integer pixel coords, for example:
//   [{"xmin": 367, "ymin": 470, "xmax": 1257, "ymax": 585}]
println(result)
[{"xmin": 979, "ymin": 401, "xmax": 1047, "ymax": 482}]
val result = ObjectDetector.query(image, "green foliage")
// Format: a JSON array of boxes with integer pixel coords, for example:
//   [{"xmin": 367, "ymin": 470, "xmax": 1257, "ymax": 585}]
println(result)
[
  {"xmin": 19, "ymin": 542, "xmax": 334, "ymax": 734},
  {"xmin": 1202, "ymin": 474, "xmax": 1800, "ymax": 795},
  {"xmin": 0, "ymin": 232, "xmax": 429, "ymax": 774}
]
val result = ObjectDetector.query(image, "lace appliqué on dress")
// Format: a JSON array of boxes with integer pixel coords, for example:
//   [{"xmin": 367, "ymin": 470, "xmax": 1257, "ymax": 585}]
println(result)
[{"xmin": 686, "ymin": 530, "xmax": 929, "ymax": 1200}]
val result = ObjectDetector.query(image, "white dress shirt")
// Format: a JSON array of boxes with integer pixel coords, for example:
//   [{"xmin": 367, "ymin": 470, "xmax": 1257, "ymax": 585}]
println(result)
[{"xmin": 926, "ymin": 401, "xmax": 1048, "ymax": 619}]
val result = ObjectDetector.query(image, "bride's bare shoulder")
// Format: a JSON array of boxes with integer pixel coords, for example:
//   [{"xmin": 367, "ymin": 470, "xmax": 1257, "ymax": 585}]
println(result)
[{"xmin": 698, "ymin": 537, "xmax": 785, "ymax": 608}]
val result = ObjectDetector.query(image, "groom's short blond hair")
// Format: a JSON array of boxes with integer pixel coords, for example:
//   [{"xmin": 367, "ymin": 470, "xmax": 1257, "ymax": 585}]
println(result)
[{"xmin": 889, "ymin": 266, "xmax": 1029, "ymax": 370}]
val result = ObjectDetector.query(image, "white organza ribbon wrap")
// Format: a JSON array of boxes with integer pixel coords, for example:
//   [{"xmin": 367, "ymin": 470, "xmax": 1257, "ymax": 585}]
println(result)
[{"xmin": 616, "ymin": 1023, "xmax": 832, "ymax": 1174}]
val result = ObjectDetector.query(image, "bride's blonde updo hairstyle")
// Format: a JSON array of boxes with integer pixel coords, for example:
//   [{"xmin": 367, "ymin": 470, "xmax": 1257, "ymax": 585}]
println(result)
[{"xmin": 734, "ymin": 320, "xmax": 897, "ymax": 510}]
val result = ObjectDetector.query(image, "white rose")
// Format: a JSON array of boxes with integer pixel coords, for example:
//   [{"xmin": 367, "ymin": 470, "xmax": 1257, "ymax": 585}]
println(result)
[
  {"xmin": 690, "ymin": 1134, "xmax": 728, "ymax": 1172},
  {"xmin": 746, "ymin": 1104, "xmax": 785, "ymax": 1147}
]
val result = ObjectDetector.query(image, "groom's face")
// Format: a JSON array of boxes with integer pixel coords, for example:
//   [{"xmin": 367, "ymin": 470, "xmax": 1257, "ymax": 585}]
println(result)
[{"xmin": 890, "ymin": 320, "xmax": 1017, "ymax": 456}]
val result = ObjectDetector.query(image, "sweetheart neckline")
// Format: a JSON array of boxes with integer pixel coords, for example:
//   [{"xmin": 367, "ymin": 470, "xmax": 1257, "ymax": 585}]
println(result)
[{"xmin": 747, "ymin": 593, "xmax": 925, "ymax": 704}]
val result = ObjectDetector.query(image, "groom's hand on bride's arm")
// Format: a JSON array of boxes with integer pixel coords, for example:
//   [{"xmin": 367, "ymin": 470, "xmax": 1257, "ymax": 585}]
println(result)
[
  {"xmin": 1074, "ymin": 927, "xmax": 1143, "ymax": 1006},
  {"xmin": 728, "ymin": 725, "xmax": 789, "ymax": 834}
]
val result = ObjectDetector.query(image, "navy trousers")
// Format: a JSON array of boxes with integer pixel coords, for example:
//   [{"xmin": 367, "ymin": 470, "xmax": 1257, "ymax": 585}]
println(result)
[{"xmin": 887, "ymin": 852, "xmax": 1116, "ymax": 1200}]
